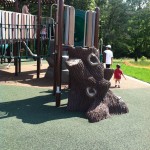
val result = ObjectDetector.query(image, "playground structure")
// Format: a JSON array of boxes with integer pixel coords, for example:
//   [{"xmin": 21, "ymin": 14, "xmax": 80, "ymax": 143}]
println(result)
[
  {"xmin": 0, "ymin": 1, "xmax": 129, "ymax": 123},
  {"xmin": 0, "ymin": 5, "xmax": 54, "ymax": 73},
  {"xmin": 66, "ymin": 46, "xmax": 129, "ymax": 122},
  {"xmin": 48, "ymin": 2, "xmax": 100, "ymax": 106},
  {"xmin": 0, "ymin": 0, "xmax": 100, "ymax": 107}
]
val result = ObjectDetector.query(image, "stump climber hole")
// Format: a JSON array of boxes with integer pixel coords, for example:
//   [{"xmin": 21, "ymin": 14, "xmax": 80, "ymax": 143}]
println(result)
[
  {"xmin": 87, "ymin": 53, "xmax": 100, "ymax": 66},
  {"xmin": 86, "ymin": 87, "xmax": 97, "ymax": 98}
]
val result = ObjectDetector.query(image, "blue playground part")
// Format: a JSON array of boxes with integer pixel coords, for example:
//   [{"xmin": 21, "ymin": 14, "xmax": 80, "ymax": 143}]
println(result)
[
  {"xmin": 0, "ymin": 44, "xmax": 9, "ymax": 50},
  {"xmin": 74, "ymin": 9, "xmax": 85, "ymax": 47},
  {"xmin": 100, "ymin": 54, "xmax": 103, "ymax": 62},
  {"xmin": 0, "ymin": 44, "xmax": 9, "ymax": 56}
]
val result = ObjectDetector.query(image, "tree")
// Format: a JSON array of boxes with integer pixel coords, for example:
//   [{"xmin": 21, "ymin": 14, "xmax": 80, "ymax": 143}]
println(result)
[
  {"xmin": 65, "ymin": 0, "xmax": 96, "ymax": 10},
  {"xmin": 126, "ymin": 0, "xmax": 150, "ymax": 61},
  {"xmin": 96, "ymin": 0, "xmax": 150, "ymax": 59},
  {"xmin": 98, "ymin": 0, "xmax": 130, "ymax": 57}
]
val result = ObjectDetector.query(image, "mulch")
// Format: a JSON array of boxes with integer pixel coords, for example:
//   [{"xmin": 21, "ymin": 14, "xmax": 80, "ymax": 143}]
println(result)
[
  {"xmin": 0, "ymin": 62, "xmax": 150, "ymax": 90},
  {"xmin": 0, "ymin": 63, "xmax": 67, "ymax": 89}
]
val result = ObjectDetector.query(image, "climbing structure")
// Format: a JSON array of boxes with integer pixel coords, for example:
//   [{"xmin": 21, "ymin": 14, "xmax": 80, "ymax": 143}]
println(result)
[{"xmin": 66, "ymin": 46, "xmax": 129, "ymax": 123}]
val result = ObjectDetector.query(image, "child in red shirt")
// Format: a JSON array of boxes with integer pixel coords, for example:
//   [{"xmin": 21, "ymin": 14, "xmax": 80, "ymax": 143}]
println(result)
[{"xmin": 114, "ymin": 64, "xmax": 126, "ymax": 88}]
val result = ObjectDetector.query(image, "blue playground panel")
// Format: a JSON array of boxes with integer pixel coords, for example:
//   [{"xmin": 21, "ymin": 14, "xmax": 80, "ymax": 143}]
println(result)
[
  {"xmin": 0, "ymin": 44, "xmax": 9, "ymax": 55},
  {"xmin": 74, "ymin": 9, "xmax": 85, "ymax": 47}
]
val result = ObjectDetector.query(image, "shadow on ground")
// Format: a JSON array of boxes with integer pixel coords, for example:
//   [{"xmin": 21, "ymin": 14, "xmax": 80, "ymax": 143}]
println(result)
[
  {"xmin": 0, "ymin": 68, "xmax": 68, "ymax": 88},
  {"xmin": 0, "ymin": 90, "xmax": 84, "ymax": 124},
  {"xmin": 0, "ymin": 69, "xmax": 53, "ymax": 87}
]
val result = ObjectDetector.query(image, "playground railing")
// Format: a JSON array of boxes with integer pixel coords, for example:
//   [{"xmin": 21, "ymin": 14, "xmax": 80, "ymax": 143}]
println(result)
[{"xmin": 0, "ymin": 10, "xmax": 54, "ymax": 60}]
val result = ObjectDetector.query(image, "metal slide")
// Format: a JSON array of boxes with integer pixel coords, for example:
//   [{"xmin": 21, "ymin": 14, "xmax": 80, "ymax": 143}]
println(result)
[{"xmin": 22, "ymin": 41, "xmax": 37, "ymax": 58}]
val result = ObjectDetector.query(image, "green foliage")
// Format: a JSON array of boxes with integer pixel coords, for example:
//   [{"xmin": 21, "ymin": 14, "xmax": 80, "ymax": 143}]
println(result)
[
  {"xmin": 140, "ymin": 56, "xmax": 147, "ymax": 61},
  {"xmin": 65, "ymin": 0, "xmax": 96, "ymax": 10},
  {"xmin": 0, "ymin": 5, "xmax": 4, "ymax": 10},
  {"xmin": 125, "ymin": 1, "xmax": 150, "ymax": 61},
  {"xmin": 97, "ymin": 0, "xmax": 150, "ymax": 59}
]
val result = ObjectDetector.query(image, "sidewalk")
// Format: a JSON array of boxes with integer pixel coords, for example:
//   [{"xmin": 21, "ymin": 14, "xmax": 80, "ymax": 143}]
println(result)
[{"xmin": 110, "ymin": 75, "xmax": 150, "ymax": 89}]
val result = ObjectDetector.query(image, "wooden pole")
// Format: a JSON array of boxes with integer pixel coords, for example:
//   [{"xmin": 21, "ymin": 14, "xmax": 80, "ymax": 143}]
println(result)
[
  {"xmin": 14, "ymin": 0, "xmax": 19, "ymax": 76},
  {"xmin": 15, "ymin": 0, "xmax": 19, "ymax": 12},
  {"xmin": 94, "ymin": 7, "xmax": 100, "ymax": 49},
  {"xmin": 55, "ymin": 0, "xmax": 64, "ymax": 107},
  {"xmin": 14, "ymin": 43, "xmax": 18, "ymax": 76},
  {"xmin": 53, "ymin": 5, "xmax": 58, "ymax": 96},
  {"xmin": 37, "ymin": 0, "xmax": 42, "ymax": 78}
]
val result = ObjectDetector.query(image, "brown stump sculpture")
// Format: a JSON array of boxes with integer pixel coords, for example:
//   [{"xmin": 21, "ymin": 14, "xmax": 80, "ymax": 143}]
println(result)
[{"xmin": 66, "ymin": 46, "xmax": 129, "ymax": 123}]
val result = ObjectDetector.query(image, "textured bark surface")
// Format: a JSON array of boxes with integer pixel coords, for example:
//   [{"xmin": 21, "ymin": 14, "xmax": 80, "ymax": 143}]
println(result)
[{"xmin": 66, "ymin": 47, "xmax": 129, "ymax": 123}]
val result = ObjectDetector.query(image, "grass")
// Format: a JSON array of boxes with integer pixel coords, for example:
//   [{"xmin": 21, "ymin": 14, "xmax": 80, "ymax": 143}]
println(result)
[
  {"xmin": 130, "ymin": 60, "xmax": 150, "ymax": 66},
  {"xmin": 112, "ymin": 59, "xmax": 150, "ymax": 84},
  {"xmin": 119, "ymin": 58, "xmax": 150, "ymax": 67}
]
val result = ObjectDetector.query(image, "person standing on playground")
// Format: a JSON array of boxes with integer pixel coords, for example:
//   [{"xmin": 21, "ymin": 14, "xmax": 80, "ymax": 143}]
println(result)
[
  {"xmin": 103, "ymin": 45, "xmax": 113, "ymax": 68},
  {"xmin": 22, "ymin": 2, "xmax": 30, "ymax": 14},
  {"xmin": 114, "ymin": 64, "xmax": 126, "ymax": 88},
  {"xmin": 40, "ymin": 25, "xmax": 47, "ymax": 40},
  {"xmin": 40, "ymin": 25, "xmax": 47, "ymax": 56}
]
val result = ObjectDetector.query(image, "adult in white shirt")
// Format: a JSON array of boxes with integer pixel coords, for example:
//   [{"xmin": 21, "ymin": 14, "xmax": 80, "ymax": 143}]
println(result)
[
  {"xmin": 22, "ymin": 3, "xmax": 30, "ymax": 14},
  {"xmin": 103, "ymin": 45, "xmax": 113, "ymax": 68}
]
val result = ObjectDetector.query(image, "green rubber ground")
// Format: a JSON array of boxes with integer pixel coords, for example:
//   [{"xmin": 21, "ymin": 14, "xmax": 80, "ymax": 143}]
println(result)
[{"xmin": 0, "ymin": 85, "xmax": 150, "ymax": 150}]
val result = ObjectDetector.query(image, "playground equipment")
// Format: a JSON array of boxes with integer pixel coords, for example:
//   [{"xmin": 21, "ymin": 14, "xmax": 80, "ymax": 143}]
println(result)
[
  {"xmin": 0, "ymin": 1, "xmax": 129, "ymax": 123},
  {"xmin": 45, "ymin": 4, "xmax": 75, "ymax": 92},
  {"xmin": 0, "ymin": 0, "xmax": 100, "ymax": 107},
  {"xmin": 99, "ymin": 38, "xmax": 103, "ymax": 62},
  {"xmin": 45, "ymin": 2, "xmax": 100, "ymax": 106},
  {"xmin": 22, "ymin": 41, "xmax": 37, "ymax": 58},
  {"xmin": 66, "ymin": 46, "xmax": 129, "ymax": 123},
  {"xmin": 0, "ymin": 10, "xmax": 54, "ymax": 72}
]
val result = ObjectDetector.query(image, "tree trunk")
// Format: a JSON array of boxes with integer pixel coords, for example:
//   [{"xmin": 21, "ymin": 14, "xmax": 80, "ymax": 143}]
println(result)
[{"xmin": 66, "ymin": 47, "xmax": 129, "ymax": 123}]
